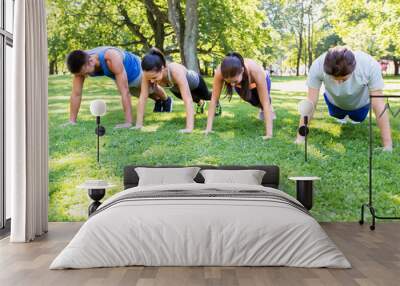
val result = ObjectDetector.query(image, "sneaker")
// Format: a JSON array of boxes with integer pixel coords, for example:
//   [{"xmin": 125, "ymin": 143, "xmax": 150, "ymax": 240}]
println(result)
[
  {"xmin": 335, "ymin": 117, "xmax": 347, "ymax": 124},
  {"xmin": 162, "ymin": 96, "xmax": 173, "ymax": 112},
  {"xmin": 258, "ymin": 109, "xmax": 276, "ymax": 121},
  {"xmin": 215, "ymin": 101, "xmax": 222, "ymax": 116},
  {"xmin": 196, "ymin": 101, "xmax": 206, "ymax": 114},
  {"xmin": 347, "ymin": 117, "xmax": 361, "ymax": 125},
  {"xmin": 258, "ymin": 110, "xmax": 265, "ymax": 121},
  {"xmin": 153, "ymin": 100, "xmax": 162, "ymax": 112},
  {"xmin": 271, "ymin": 105, "xmax": 277, "ymax": 120}
]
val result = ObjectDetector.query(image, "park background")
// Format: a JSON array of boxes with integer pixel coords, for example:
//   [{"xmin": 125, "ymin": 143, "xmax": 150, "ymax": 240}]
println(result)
[{"xmin": 47, "ymin": 0, "xmax": 400, "ymax": 221}]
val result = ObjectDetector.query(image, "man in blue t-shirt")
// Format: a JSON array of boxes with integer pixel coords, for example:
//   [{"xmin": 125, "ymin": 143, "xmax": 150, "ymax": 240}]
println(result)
[
  {"xmin": 64, "ymin": 47, "xmax": 173, "ymax": 128},
  {"xmin": 295, "ymin": 46, "xmax": 392, "ymax": 151}
]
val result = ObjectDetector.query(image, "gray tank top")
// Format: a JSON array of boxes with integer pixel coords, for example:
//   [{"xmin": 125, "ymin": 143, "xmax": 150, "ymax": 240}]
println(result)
[{"xmin": 167, "ymin": 65, "xmax": 200, "ymax": 93}]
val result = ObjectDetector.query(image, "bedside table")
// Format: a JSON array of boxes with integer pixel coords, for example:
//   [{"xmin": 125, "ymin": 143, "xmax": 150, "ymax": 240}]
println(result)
[
  {"xmin": 289, "ymin": 176, "xmax": 320, "ymax": 210},
  {"xmin": 78, "ymin": 180, "xmax": 115, "ymax": 216}
]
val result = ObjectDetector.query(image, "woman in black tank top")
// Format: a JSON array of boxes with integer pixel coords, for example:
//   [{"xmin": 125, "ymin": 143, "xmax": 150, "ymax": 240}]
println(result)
[{"xmin": 205, "ymin": 52, "xmax": 275, "ymax": 140}]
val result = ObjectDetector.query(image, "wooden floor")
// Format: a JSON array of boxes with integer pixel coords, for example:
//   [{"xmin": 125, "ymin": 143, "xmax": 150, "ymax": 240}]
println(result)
[{"xmin": 0, "ymin": 222, "xmax": 399, "ymax": 286}]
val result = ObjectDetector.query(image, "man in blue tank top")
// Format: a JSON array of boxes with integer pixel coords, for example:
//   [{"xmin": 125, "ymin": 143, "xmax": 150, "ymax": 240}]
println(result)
[{"xmin": 64, "ymin": 46, "xmax": 173, "ymax": 128}]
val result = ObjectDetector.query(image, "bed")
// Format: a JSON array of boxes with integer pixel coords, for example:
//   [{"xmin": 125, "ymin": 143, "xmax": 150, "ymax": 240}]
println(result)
[{"xmin": 50, "ymin": 165, "xmax": 350, "ymax": 269}]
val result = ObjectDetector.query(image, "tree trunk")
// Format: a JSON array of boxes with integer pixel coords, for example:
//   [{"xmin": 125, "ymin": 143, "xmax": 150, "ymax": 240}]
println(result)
[
  {"xmin": 184, "ymin": 0, "xmax": 199, "ymax": 72},
  {"xmin": 142, "ymin": 0, "xmax": 168, "ymax": 51},
  {"xmin": 204, "ymin": 61, "xmax": 209, "ymax": 76},
  {"xmin": 296, "ymin": 31, "xmax": 303, "ymax": 76},
  {"xmin": 155, "ymin": 24, "xmax": 165, "ymax": 51},
  {"xmin": 49, "ymin": 60, "xmax": 56, "ymax": 75},
  {"xmin": 168, "ymin": 0, "xmax": 185, "ymax": 64},
  {"xmin": 145, "ymin": 9, "xmax": 165, "ymax": 51},
  {"xmin": 394, "ymin": 59, "xmax": 400, "ymax": 76},
  {"xmin": 307, "ymin": 6, "xmax": 313, "ymax": 70},
  {"xmin": 295, "ymin": 1, "xmax": 304, "ymax": 77},
  {"xmin": 304, "ymin": 28, "xmax": 307, "ymax": 76}
]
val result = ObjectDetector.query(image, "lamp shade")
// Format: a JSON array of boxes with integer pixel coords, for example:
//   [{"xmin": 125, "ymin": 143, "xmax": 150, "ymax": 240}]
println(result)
[
  {"xmin": 298, "ymin": 99, "xmax": 314, "ymax": 117},
  {"xmin": 90, "ymin": 100, "xmax": 107, "ymax": 116}
]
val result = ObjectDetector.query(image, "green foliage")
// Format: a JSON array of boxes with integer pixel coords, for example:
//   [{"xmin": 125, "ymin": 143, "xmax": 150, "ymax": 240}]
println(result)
[
  {"xmin": 49, "ymin": 75, "xmax": 400, "ymax": 221},
  {"xmin": 199, "ymin": 0, "xmax": 271, "ymax": 60},
  {"xmin": 198, "ymin": 0, "xmax": 270, "ymax": 61},
  {"xmin": 47, "ymin": 0, "xmax": 171, "ymax": 69},
  {"xmin": 46, "ymin": 0, "xmax": 400, "ymax": 74},
  {"xmin": 325, "ymin": 0, "xmax": 400, "ymax": 59},
  {"xmin": 47, "ymin": 0, "xmax": 276, "ymax": 72}
]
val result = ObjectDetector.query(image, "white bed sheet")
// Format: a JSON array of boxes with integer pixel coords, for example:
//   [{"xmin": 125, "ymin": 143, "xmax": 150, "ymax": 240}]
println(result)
[{"xmin": 50, "ymin": 183, "xmax": 350, "ymax": 269}]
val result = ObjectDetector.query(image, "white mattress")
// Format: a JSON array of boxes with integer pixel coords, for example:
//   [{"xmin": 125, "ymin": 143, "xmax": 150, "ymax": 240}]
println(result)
[{"xmin": 50, "ymin": 183, "xmax": 351, "ymax": 269}]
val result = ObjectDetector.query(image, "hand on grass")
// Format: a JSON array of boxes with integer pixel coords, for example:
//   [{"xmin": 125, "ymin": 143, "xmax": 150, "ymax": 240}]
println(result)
[
  {"xmin": 294, "ymin": 136, "xmax": 305, "ymax": 144},
  {"xmin": 372, "ymin": 146, "xmax": 393, "ymax": 153},
  {"xmin": 382, "ymin": 145, "xmax": 393, "ymax": 152},
  {"xmin": 203, "ymin": 129, "xmax": 214, "ymax": 135},
  {"xmin": 130, "ymin": 125, "xmax": 143, "ymax": 131},
  {"xmin": 114, "ymin": 122, "xmax": 132, "ymax": 129}
]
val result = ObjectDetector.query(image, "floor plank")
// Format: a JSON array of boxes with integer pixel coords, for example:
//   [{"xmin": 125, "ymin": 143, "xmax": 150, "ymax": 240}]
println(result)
[{"xmin": 0, "ymin": 222, "xmax": 399, "ymax": 286}]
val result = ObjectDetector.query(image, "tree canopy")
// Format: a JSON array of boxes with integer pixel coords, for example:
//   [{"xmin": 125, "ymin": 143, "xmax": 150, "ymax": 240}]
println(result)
[{"xmin": 47, "ymin": 0, "xmax": 400, "ymax": 75}]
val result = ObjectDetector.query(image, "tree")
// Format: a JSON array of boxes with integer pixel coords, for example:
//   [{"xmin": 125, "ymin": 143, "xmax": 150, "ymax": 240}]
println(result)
[
  {"xmin": 325, "ymin": 0, "xmax": 400, "ymax": 75},
  {"xmin": 47, "ymin": 0, "xmax": 275, "ymax": 74},
  {"xmin": 168, "ymin": 0, "xmax": 200, "ymax": 72},
  {"xmin": 47, "ymin": 0, "xmax": 173, "ymax": 73},
  {"xmin": 288, "ymin": 0, "xmax": 305, "ymax": 76},
  {"xmin": 198, "ymin": 0, "xmax": 274, "ymax": 69},
  {"xmin": 262, "ymin": 0, "xmax": 327, "ymax": 76}
]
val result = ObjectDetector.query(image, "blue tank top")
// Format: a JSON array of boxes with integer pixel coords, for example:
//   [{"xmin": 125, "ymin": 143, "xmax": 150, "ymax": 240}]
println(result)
[{"xmin": 87, "ymin": 47, "xmax": 141, "ymax": 84}]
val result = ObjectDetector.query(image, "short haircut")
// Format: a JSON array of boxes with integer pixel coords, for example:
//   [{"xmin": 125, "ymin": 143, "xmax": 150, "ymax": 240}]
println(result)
[
  {"xmin": 66, "ymin": 50, "xmax": 89, "ymax": 74},
  {"xmin": 323, "ymin": 46, "xmax": 356, "ymax": 77}
]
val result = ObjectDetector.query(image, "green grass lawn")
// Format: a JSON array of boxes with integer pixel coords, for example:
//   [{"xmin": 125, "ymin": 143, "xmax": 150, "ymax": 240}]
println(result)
[{"xmin": 49, "ymin": 75, "xmax": 400, "ymax": 222}]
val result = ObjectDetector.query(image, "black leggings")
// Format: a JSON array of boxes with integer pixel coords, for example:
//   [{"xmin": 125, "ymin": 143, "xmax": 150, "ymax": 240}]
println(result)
[
  {"xmin": 246, "ymin": 88, "xmax": 272, "ymax": 108},
  {"xmin": 171, "ymin": 76, "xmax": 211, "ymax": 104}
]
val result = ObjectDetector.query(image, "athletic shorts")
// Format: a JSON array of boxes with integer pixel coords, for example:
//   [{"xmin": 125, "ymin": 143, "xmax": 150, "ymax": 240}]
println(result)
[
  {"xmin": 323, "ymin": 93, "xmax": 369, "ymax": 122},
  {"xmin": 129, "ymin": 71, "xmax": 155, "ymax": 96}
]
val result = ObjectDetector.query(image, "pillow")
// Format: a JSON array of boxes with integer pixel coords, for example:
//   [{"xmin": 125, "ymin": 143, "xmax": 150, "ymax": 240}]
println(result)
[
  {"xmin": 135, "ymin": 167, "xmax": 201, "ymax": 186},
  {"xmin": 200, "ymin": 169, "xmax": 266, "ymax": 185}
]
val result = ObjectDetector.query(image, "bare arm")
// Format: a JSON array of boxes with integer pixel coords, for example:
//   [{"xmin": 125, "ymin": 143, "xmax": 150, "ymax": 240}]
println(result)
[
  {"xmin": 135, "ymin": 73, "xmax": 150, "ymax": 128},
  {"xmin": 371, "ymin": 90, "xmax": 392, "ymax": 150},
  {"xmin": 105, "ymin": 50, "xmax": 132, "ymax": 125},
  {"xmin": 295, "ymin": 87, "xmax": 320, "ymax": 143},
  {"xmin": 172, "ymin": 65, "xmax": 195, "ymax": 132},
  {"xmin": 69, "ymin": 75, "xmax": 85, "ymax": 123},
  {"xmin": 205, "ymin": 67, "xmax": 224, "ymax": 133},
  {"xmin": 252, "ymin": 67, "xmax": 273, "ymax": 138}
]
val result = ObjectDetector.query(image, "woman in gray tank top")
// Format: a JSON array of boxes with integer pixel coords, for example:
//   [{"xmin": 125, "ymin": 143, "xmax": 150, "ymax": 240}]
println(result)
[{"xmin": 134, "ymin": 48, "xmax": 221, "ymax": 133}]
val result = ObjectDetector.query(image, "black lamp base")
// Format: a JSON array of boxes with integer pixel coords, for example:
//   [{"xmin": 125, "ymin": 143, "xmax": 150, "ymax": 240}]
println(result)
[
  {"xmin": 296, "ymin": 180, "xmax": 313, "ymax": 210},
  {"xmin": 88, "ymin": 188, "xmax": 105, "ymax": 216}
]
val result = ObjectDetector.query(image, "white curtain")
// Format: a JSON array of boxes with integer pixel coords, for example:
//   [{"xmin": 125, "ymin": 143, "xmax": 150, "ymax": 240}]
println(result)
[{"xmin": 8, "ymin": 0, "xmax": 49, "ymax": 242}]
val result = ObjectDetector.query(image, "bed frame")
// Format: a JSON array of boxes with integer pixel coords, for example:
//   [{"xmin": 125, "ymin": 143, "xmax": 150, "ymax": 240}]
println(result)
[{"xmin": 123, "ymin": 165, "xmax": 280, "ymax": 189}]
